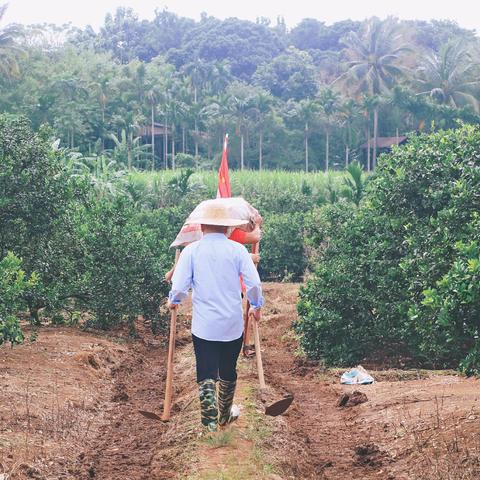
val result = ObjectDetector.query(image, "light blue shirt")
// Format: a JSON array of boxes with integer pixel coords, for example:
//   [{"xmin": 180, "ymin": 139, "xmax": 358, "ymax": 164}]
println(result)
[{"xmin": 168, "ymin": 233, "xmax": 264, "ymax": 342}]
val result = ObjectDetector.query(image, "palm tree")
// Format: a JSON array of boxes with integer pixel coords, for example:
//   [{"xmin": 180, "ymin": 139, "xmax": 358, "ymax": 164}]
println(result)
[
  {"xmin": 359, "ymin": 95, "xmax": 380, "ymax": 172},
  {"xmin": 89, "ymin": 79, "xmax": 110, "ymax": 151},
  {"xmin": 250, "ymin": 89, "xmax": 274, "ymax": 170},
  {"xmin": 0, "ymin": 4, "xmax": 24, "ymax": 80},
  {"xmin": 146, "ymin": 86, "xmax": 159, "ymax": 170},
  {"xmin": 336, "ymin": 18, "xmax": 411, "ymax": 168},
  {"xmin": 228, "ymin": 84, "xmax": 255, "ymax": 170},
  {"xmin": 291, "ymin": 99, "xmax": 320, "ymax": 172},
  {"xmin": 416, "ymin": 41, "xmax": 480, "ymax": 111},
  {"xmin": 318, "ymin": 88, "xmax": 341, "ymax": 172},
  {"xmin": 181, "ymin": 59, "xmax": 212, "ymax": 156},
  {"xmin": 338, "ymin": 99, "xmax": 361, "ymax": 167},
  {"xmin": 164, "ymin": 95, "xmax": 187, "ymax": 170}
]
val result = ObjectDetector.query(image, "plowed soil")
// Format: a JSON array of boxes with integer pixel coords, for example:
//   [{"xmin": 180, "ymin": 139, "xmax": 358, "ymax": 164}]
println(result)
[{"xmin": 2, "ymin": 283, "xmax": 480, "ymax": 480}]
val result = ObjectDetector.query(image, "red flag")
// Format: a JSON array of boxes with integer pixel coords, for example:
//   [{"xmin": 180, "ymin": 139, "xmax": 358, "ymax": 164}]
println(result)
[{"xmin": 217, "ymin": 134, "xmax": 231, "ymax": 198}]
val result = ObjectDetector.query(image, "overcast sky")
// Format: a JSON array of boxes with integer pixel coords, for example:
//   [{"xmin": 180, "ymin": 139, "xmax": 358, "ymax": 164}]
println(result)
[{"xmin": 3, "ymin": 0, "xmax": 479, "ymax": 33}]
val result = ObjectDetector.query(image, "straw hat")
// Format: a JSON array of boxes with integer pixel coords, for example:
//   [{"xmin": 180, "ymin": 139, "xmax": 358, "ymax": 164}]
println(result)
[{"xmin": 184, "ymin": 198, "xmax": 253, "ymax": 228}]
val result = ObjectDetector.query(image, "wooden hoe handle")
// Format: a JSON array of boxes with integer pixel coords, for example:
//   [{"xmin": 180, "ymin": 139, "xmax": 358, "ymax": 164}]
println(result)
[
  {"xmin": 162, "ymin": 249, "xmax": 180, "ymax": 422},
  {"xmin": 161, "ymin": 307, "xmax": 177, "ymax": 421},
  {"xmin": 243, "ymin": 243, "xmax": 260, "ymax": 351},
  {"xmin": 250, "ymin": 242, "xmax": 266, "ymax": 389},
  {"xmin": 252, "ymin": 312, "xmax": 266, "ymax": 389}
]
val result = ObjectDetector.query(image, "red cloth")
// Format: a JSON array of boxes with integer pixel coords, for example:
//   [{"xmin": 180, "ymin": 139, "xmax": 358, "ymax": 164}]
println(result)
[
  {"xmin": 217, "ymin": 135, "xmax": 231, "ymax": 198},
  {"xmin": 228, "ymin": 230, "xmax": 247, "ymax": 292},
  {"xmin": 228, "ymin": 228, "xmax": 247, "ymax": 244}
]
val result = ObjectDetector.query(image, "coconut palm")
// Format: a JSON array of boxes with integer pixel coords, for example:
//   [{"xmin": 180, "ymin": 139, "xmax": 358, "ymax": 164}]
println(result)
[
  {"xmin": 145, "ymin": 85, "xmax": 160, "ymax": 170},
  {"xmin": 336, "ymin": 17, "xmax": 411, "ymax": 167},
  {"xmin": 318, "ymin": 88, "xmax": 341, "ymax": 172},
  {"xmin": 359, "ymin": 94, "xmax": 380, "ymax": 172},
  {"xmin": 290, "ymin": 98, "xmax": 320, "ymax": 172},
  {"xmin": 250, "ymin": 89, "xmax": 274, "ymax": 170},
  {"xmin": 338, "ymin": 99, "xmax": 362, "ymax": 167},
  {"xmin": 0, "ymin": 4, "xmax": 24, "ymax": 80},
  {"xmin": 416, "ymin": 41, "xmax": 480, "ymax": 111},
  {"xmin": 228, "ymin": 83, "xmax": 256, "ymax": 170}
]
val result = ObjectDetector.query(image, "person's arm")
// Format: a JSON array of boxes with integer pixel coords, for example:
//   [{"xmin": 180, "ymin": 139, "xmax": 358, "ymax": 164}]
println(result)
[
  {"xmin": 229, "ymin": 225, "xmax": 262, "ymax": 245},
  {"xmin": 167, "ymin": 247, "xmax": 192, "ymax": 308},
  {"xmin": 239, "ymin": 247, "xmax": 264, "ymax": 312}
]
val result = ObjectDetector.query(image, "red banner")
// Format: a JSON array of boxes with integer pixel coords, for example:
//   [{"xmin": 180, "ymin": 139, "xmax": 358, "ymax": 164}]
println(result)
[{"xmin": 217, "ymin": 134, "xmax": 231, "ymax": 198}]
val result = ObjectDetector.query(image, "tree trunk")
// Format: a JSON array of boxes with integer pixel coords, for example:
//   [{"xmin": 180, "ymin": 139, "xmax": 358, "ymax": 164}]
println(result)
[
  {"xmin": 345, "ymin": 145, "xmax": 349, "ymax": 167},
  {"xmin": 259, "ymin": 130, "xmax": 263, "ymax": 170},
  {"xmin": 325, "ymin": 129, "xmax": 330, "ymax": 172},
  {"xmin": 366, "ymin": 123, "xmax": 371, "ymax": 172},
  {"xmin": 151, "ymin": 104, "xmax": 155, "ymax": 171},
  {"xmin": 305, "ymin": 121, "xmax": 309, "ymax": 173},
  {"xmin": 171, "ymin": 130, "xmax": 176, "ymax": 170},
  {"xmin": 182, "ymin": 126, "xmax": 186, "ymax": 153},
  {"xmin": 240, "ymin": 134, "xmax": 244, "ymax": 170},
  {"xmin": 194, "ymin": 118, "xmax": 199, "ymax": 157},
  {"xmin": 164, "ymin": 116, "xmax": 168, "ymax": 169},
  {"xmin": 102, "ymin": 107, "xmax": 105, "ymax": 151},
  {"xmin": 373, "ymin": 107, "xmax": 378, "ymax": 169},
  {"xmin": 127, "ymin": 131, "xmax": 132, "ymax": 170}
]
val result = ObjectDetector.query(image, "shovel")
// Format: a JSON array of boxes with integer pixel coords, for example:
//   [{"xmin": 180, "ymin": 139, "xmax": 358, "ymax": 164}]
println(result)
[
  {"xmin": 250, "ymin": 310, "xmax": 294, "ymax": 416},
  {"xmin": 139, "ymin": 306, "xmax": 177, "ymax": 422},
  {"xmin": 248, "ymin": 243, "xmax": 294, "ymax": 417},
  {"xmin": 139, "ymin": 249, "xmax": 180, "ymax": 422}
]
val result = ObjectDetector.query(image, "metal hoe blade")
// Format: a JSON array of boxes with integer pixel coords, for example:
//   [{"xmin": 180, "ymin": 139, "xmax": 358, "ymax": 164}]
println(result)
[
  {"xmin": 138, "ymin": 410, "xmax": 162, "ymax": 421},
  {"xmin": 265, "ymin": 395, "xmax": 294, "ymax": 417}
]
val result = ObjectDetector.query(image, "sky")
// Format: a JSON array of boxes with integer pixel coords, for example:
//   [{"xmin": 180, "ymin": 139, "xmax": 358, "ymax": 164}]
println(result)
[{"xmin": 3, "ymin": 0, "xmax": 479, "ymax": 33}]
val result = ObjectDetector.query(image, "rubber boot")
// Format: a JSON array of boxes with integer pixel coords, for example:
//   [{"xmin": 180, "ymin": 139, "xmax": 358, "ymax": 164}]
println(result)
[
  {"xmin": 218, "ymin": 379, "xmax": 238, "ymax": 427},
  {"xmin": 198, "ymin": 378, "xmax": 218, "ymax": 432}
]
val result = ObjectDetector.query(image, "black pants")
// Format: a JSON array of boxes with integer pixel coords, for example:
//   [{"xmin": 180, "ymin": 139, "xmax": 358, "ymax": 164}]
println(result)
[{"xmin": 192, "ymin": 334, "xmax": 243, "ymax": 383}]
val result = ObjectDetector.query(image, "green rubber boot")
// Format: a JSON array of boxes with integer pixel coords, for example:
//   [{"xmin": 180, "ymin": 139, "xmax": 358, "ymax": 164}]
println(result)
[
  {"xmin": 198, "ymin": 378, "xmax": 218, "ymax": 432},
  {"xmin": 218, "ymin": 379, "xmax": 239, "ymax": 427}
]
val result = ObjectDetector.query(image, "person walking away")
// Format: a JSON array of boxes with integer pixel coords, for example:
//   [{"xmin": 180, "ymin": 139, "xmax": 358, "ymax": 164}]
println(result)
[{"xmin": 167, "ymin": 213, "xmax": 263, "ymax": 433}]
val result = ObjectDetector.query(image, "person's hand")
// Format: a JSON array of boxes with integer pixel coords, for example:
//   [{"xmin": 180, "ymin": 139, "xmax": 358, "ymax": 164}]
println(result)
[
  {"xmin": 165, "ymin": 268, "xmax": 174, "ymax": 283},
  {"xmin": 167, "ymin": 301, "xmax": 179, "ymax": 310},
  {"xmin": 251, "ymin": 253, "xmax": 260, "ymax": 264},
  {"xmin": 250, "ymin": 308, "xmax": 261, "ymax": 322},
  {"xmin": 244, "ymin": 225, "xmax": 262, "ymax": 244}
]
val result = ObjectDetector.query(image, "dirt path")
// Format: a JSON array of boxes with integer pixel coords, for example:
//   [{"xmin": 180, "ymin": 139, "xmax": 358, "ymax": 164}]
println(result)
[{"xmin": 2, "ymin": 283, "xmax": 480, "ymax": 480}]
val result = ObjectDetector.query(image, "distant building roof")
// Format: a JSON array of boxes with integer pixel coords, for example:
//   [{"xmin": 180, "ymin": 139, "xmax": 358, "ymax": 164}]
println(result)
[
  {"xmin": 139, "ymin": 122, "xmax": 171, "ymax": 136},
  {"xmin": 360, "ymin": 136, "xmax": 407, "ymax": 149}
]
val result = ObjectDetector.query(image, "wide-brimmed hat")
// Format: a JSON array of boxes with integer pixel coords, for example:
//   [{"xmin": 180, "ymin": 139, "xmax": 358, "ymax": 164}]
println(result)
[{"xmin": 184, "ymin": 198, "xmax": 252, "ymax": 227}]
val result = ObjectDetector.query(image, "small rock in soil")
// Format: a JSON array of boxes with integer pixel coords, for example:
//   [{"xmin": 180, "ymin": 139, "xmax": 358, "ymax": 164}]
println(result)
[
  {"xmin": 87, "ymin": 354, "xmax": 100, "ymax": 369},
  {"xmin": 337, "ymin": 391, "xmax": 368, "ymax": 407},
  {"xmin": 354, "ymin": 443, "xmax": 383, "ymax": 467},
  {"xmin": 112, "ymin": 383, "xmax": 129, "ymax": 402}
]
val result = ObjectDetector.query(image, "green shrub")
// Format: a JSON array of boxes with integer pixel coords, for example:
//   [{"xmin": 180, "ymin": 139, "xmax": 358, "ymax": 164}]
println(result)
[
  {"xmin": 296, "ymin": 124, "xmax": 480, "ymax": 369},
  {"xmin": 259, "ymin": 212, "xmax": 306, "ymax": 281},
  {"xmin": 0, "ymin": 252, "xmax": 37, "ymax": 345},
  {"xmin": 76, "ymin": 197, "xmax": 172, "ymax": 330}
]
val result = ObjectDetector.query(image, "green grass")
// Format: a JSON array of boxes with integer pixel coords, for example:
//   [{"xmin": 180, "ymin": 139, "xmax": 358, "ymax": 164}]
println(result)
[
  {"xmin": 201, "ymin": 429, "xmax": 235, "ymax": 449},
  {"xmin": 130, "ymin": 168, "xmax": 346, "ymax": 194}
]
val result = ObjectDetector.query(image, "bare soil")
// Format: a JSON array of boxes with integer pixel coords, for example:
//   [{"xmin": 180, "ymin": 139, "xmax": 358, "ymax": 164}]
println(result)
[{"xmin": 1, "ymin": 282, "xmax": 480, "ymax": 479}]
